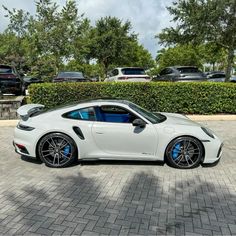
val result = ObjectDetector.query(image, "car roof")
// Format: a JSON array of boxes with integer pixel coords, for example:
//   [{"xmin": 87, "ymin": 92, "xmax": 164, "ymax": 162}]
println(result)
[
  {"xmin": 37, "ymin": 99, "xmax": 133, "ymax": 116},
  {"xmin": 77, "ymin": 98, "xmax": 132, "ymax": 106},
  {"xmin": 208, "ymin": 71, "xmax": 225, "ymax": 74},
  {"xmin": 172, "ymin": 66, "xmax": 198, "ymax": 69},
  {"xmin": 58, "ymin": 71, "xmax": 83, "ymax": 73}
]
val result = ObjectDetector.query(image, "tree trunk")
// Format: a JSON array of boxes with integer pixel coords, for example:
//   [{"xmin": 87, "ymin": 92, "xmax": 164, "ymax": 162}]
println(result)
[
  {"xmin": 225, "ymin": 47, "xmax": 234, "ymax": 82},
  {"xmin": 212, "ymin": 62, "xmax": 215, "ymax": 71}
]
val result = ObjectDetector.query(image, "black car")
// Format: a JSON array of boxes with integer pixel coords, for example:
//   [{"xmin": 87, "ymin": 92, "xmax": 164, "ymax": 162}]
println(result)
[
  {"xmin": 153, "ymin": 66, "xmax": 207, "ymax": 82},
  {"xmin": 53, "ymin": 71, "xmax": 90, "ymax": 82},
  {"xmin": 23, "ymin": 76, "xmax": 44, "ymax": 89},
  {"xmin": 0, "ymin": 64, "xmax": 24, "ymax": 95}
]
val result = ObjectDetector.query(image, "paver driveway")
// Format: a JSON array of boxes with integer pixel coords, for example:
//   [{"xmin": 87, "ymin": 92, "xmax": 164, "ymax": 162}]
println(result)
[{"xmin": 0, "ymin": 121, "xmax": 236, "ymax": 235}]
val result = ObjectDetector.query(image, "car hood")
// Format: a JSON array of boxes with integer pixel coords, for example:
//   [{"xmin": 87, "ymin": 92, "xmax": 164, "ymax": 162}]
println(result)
[{"xmin": 160, "ymin": 112, "xmax": 200, "ymax": 126}]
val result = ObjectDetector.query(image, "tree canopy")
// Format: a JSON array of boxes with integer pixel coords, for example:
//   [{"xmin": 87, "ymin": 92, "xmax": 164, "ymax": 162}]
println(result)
[
  {"xmin": 157, "ymin": 0, "xmax": 236, "ymax": 81},
  {"xmin": 1, "ymin": 1, "xmax": 154, "ymax": 79}
]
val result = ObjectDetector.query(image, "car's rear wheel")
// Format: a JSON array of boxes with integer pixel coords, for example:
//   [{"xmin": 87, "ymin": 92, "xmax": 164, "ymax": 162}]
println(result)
[
  {"xmin": 166, "ymin": 136, "xmax": 203, "ymax": 169},
  {"xmin": 38, "ymin": 133, "xmax": 77, "ymax": 168}
]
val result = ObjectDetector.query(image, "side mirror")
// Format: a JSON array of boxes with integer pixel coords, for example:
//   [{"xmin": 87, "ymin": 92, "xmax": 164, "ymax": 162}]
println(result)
[{"xmin": 132, "ymin": 118, "xmax": 146, "ymax": 128}]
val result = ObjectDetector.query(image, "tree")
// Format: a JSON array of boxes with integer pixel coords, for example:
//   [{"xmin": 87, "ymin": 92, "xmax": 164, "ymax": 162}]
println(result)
[
  {"xmin": 198, "ymin": 43, "xmax": 227, "ymax": 71},
  {"xmin": 1, "ymin": 7, "xmax": 30, "ymax": 71},
  {"xmin": 121, "ymin": 41, "xmax": 155, "ymax": 69},
  {"xmin": 88, "ymin": 16, "xmax": 137, "ymax": 76},
  {"xmin": 156, "ymin": 44, "xmax": 202, "ymax": 71},
  {"xmin": 3, "ymin": 0, "xmax": 90, "ymax": 78},
  {"xmin": 157, "ymin": 0, "xmax": 236, "ymax": 81}
]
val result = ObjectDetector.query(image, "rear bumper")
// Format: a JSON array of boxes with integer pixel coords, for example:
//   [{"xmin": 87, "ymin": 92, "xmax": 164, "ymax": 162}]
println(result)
[
  {"xmin": 13, "ymin": 141, "xmax": 30, "ymax": 156},
  {"xmin": 13, "ymin": 127, "xmax": 38, "ymax": 157},
  {"xmin": 0, "ymin": 83, "xmax": 22, "ymax": 94}
]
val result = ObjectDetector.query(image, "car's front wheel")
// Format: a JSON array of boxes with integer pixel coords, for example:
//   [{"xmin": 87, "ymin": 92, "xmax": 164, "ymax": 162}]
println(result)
[
  {"xmin": 166, "ymin": 136, "xmax": 204, "ymax": 169},
  {"xmin": 38, "ymin": 133, "xmax": 77, "ymax": 168}
]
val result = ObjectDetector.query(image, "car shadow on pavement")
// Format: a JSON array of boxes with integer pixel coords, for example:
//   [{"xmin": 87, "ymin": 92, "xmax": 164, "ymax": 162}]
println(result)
[
  {"xmin": 1, "ymin": 170, "xmax": 235, "ymax": 235},
  {"xmin": 78, "ymin": 159, "xmax": 165, "ymax": 166},
  {"xmin": 20, "ymin": 155, "xmax": 43, "ymax": 164}
]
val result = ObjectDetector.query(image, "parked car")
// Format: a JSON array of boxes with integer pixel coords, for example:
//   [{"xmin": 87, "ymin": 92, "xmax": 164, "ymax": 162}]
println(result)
[
  {"xmin": 53, "ymin": 71, "xmax": 90, "ymax": 82},
  {"xmin": 206, "ymin": 71, "xmax": 225, "ymax": 82},
  {"xmin": 206, "ymin": 71, "xmax": 236, "ymax": 82},
  {"xmin": 14, "ymin": 99, "xmax": 222, "ymax": 169},
  {"xmin": 23, "ymin": 76, "xmax": 44, "ymax": 89},
  {"xmin": 0, "ymin": 64, "xmax": 24, "ymax": 95},
  {"xmin": 105, "ymin": 67, "xmax": 151, "ymax": 82},
  {"xmin": 230, "ymin": 76, "xmax": 236, "ymax": 82},
  {"xmin": 153, "ymin": 66, "xmax": 207, "ymax": 82}
]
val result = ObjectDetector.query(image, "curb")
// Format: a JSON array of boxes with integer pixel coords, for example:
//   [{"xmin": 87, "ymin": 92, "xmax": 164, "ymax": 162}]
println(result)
[
  {"xmin": 186, "ymin": 115, "xmax": 236, "ymax": 121},
  {"xmin": 0, "ymin": 115, "xmax": 236, "ymax": 127},
  {"xmin": 0, "ymin": 120, "xmax": 19, "ymax": 127}
]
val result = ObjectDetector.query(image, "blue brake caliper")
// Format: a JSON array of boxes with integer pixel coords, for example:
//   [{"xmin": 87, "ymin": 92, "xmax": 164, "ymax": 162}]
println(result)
[
  {"xmin": 172, "ymin": 143, "xmax": 181, "ymax": 160},
  {"xmin": 63, "ymin": 145, "xmax": 70, "ymax": 156}
]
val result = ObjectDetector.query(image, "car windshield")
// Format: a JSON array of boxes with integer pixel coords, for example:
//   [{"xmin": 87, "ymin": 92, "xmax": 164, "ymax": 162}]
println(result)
[
  {"xmin": 129, "ymin": 103, "xmax": 166, "ymax": 124},
  {"xmin": 57, "ymin": 72, "xmax": 84, "ymax": 78},
  {"xmin": 121, "ymin": 68, "xmax": 145, "ymax": 75},
  {"xmin": 177, "ymin": 67, "xmax": 200, "ymax": 73},
  {"xmin": 0, "ymin": 65, "xmax": 13, "ymax": 74}
]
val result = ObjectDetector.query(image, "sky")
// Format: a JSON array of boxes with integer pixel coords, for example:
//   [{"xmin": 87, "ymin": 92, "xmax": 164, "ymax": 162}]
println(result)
[{"xmin": 0, "ymin": 0, "xmax": 174, "ymax": 57}]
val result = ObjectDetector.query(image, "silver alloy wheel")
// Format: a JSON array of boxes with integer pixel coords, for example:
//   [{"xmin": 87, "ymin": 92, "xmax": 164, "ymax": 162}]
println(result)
[
  {"xmin": 166, "ymin": 136, "xmax": 203, "ymax": 169},
  {"xmin": 38, "ymin": 133, "xmax": 76, "ymax": 167}
]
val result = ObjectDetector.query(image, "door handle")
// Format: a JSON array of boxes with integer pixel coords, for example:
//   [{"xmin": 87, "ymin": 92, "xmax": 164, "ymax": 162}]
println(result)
[{"xmin": 95, "ymin": 131, "xmax": 104, "ymax": 134}]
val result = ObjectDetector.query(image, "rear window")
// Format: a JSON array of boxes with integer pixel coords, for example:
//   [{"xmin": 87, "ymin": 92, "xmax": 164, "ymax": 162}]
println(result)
[
  {"xmin": 57, "ymin": 72, "xmax": 84, "ymax": 78},
  {"xmin": 121, "ymin": 68, "xmax": 145, "ymax": 75},
  {"xmin": 0, "ymin": 65, "xmax": 13, "ymax": 74},
  {"xmin": 177, "ymin": 67, "xmax": 201, "ymax": 73}
]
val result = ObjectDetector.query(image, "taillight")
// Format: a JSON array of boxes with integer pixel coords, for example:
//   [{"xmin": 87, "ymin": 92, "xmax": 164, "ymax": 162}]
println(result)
[{"xmin": 118, "ymin": 76, "xmax": 128, "ymax": 80}]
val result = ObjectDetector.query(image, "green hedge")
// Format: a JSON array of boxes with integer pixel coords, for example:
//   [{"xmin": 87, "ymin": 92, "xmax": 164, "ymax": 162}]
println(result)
[{"xmin": 29, "ymin": 82, "xmax": 236, "ymax": 114}]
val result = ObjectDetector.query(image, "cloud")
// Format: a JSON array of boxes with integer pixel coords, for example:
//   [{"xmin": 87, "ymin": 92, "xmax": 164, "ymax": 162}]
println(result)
[{"xmin": 0, "ymin": 0, "xmax": 174, "ymax": 57}]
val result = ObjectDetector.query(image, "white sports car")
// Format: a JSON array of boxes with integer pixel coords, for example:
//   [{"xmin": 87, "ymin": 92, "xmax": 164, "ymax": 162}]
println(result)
[{"xmin": 13, "ymin": 99, "xmax": 223, "ymax": 169}]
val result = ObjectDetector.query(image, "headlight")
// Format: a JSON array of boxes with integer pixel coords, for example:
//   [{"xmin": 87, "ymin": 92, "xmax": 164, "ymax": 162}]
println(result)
[
  {"xmin": 201, "ymin": 127, "xmax": 214, "ymax": 139},
  {"xmin": 17, "ymin": 123, "xmax": 35, "ymax": 131}
]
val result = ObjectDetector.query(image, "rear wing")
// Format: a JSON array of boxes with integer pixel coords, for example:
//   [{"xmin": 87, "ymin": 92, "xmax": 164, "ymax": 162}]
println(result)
[{"xmin": 17, "ymin": 104, "xmax": 45, "ymax": 121}]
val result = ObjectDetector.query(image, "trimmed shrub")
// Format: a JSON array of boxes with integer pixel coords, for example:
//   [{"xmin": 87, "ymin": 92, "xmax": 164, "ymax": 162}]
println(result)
[{"xmin": 29, "ymin": 82, "xmax": 236, "ymax": 114}]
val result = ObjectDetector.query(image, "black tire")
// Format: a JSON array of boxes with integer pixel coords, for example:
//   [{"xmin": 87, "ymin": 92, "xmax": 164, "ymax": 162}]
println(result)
[
  {"xmin": 165, "ymin": 136, "xmax": 204, "ymax": 169},
  {"xmin": 37, "ymin": 133, "xmax": 77, "ymax": 168}
]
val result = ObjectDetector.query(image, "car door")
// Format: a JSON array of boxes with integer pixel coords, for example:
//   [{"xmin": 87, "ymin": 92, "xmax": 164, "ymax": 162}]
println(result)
[{"xmin": 91, "ymin": 105, "xmax": 158, "ymax": 159}]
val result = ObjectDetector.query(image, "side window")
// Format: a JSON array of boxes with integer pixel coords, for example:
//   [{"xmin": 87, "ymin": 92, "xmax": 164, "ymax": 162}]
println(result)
[
  {"xmin": 160, "ymin": 68, "xmax": 172, "ymax": 75},
  {"xmin": 159, "ymin": 69, "xmax": 167, "ymax": 75},
  {"xmin": 63, "ymin": 107, "xmax": 96, "ymax": 121},
  {"xmin": 98, "ymin": 106, "xmax": 137, "ymax": 123},
  {"xmin": 166, "ymin": 68, "xmax": 173, "ymax": 74}
]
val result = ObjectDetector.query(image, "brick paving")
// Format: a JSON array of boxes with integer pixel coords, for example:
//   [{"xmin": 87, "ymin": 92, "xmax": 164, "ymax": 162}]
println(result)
[{"xmin": 0, "ymin": 121, "xmax": 236, "ymax": 235}]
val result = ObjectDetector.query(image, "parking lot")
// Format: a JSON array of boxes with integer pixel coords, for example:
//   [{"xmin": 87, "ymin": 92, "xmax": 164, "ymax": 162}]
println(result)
[{"xmin": 0, "ymin": 121, "xmax": 236, "ymax": 235}]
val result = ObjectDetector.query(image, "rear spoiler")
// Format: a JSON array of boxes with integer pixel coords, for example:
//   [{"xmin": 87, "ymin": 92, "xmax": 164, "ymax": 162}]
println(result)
[{"xmin": 17, "ymin": 104, "xmax": 45, "ymax": 121}]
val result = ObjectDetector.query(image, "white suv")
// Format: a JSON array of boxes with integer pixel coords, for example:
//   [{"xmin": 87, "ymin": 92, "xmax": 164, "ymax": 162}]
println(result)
[{"xmin": 105, "ymin": 67, "xmax": 150, "ymax": 82}]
